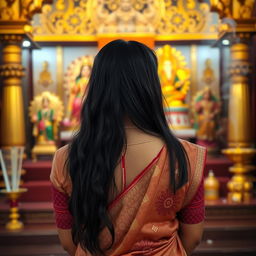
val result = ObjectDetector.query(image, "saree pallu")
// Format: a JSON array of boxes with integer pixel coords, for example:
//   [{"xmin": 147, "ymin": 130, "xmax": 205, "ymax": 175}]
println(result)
[{"xmin": 50, "ymin": 140, "xmax": 206, "ymax": 256}]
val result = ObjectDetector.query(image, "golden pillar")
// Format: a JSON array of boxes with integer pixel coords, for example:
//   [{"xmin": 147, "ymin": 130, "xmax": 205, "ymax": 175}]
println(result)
[
  {"xmin": 0, "ymin": 0, "xmax": 52, "ymax": 147},
  {"xmin": 0, "ymin": 35, "xmax": 25, "ymax": 146},
  {"xmin": 222, "ymin": 37, "xmax": 256, "ymax": 203},
  {"xmin": 207, "ymin": 0, "xmax": 256, "ymax": 202}
]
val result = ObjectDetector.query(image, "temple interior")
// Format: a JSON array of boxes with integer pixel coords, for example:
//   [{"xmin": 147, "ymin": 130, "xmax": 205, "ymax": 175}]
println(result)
[{"xmin": 0, "ymin": 0, "xmax": 256, "ymax": 255}]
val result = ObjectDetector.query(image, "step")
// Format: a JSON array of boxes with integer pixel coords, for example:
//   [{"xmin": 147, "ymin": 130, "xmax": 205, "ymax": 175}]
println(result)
[
  {"xmin": 0, "ymin": 222, "xmax": 255, "ymax": 256},
  {"xmin": 205, "ymin": 199, "xmax": 256, "ymax": 220},
  {"xmin": 20, "ymin": 157, "xmax": 233, "ymax": 184},
  {"xmin": 0, "ymin": 202, "xmax": 54, "ymax": 225},
  {"xmin": 12, "ymin": 156, "xmax": 234, "ymax": 204},
  {"xmin": 19, "ymin": 177, "xmax": 229, "ymax": 203},
  {"xmin": 23, "ymin": 160, "xmax": 52, "ymax": 181},
  {"xmin": 204, "ymin": 156, "xmax": 233, "ymax": 178},
  {"xmin": 194, "ymin": 240, "xmax": 256, "ymax": 256},
  {"xmin": 20, "ymin": 181, "xmax": 52, "ymax": 202},
  {"xmin": 0, "ymin": 243, "xmax": 66, "ymax": 256},
  {"xmin": 0, "ymin": 199, "xmax": 255, "ymax": 226},
  {"xmin": 0, "ymin": 241, "xmax": 255, "ymax": 256}
]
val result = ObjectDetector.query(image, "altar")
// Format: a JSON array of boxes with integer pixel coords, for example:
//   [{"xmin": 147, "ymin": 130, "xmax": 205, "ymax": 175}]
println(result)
[{"xmin": 0, "ymin": 0, "xmax": 256, "ymax": 255}]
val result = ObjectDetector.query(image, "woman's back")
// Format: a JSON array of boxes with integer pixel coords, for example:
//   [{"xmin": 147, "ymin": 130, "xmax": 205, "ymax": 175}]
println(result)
[
  {"xmin": 51, "ymin": 136, "xmax": 206, "ymax": 256},
  {"xmin": 112, "ymin": 126, "xmax": 164, "ymax": 201},
  {"xmin": 50, "ymin": 40, "xmax": 206, "ymax": 256}
]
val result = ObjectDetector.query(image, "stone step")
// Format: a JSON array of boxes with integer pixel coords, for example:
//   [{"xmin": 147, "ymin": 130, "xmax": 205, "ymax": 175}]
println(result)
[
  {"xmin": 0, "ymin": 224, "xmax": 255, "ymax": 256},
  {"xmin": 22, "ymin": 160, "xmax": 52, "ymax": 182},
  {"xmin": 1, "ymin": 199, "xmax": 255, "ymax": 225},
  {"xmin": 0, "ymin": 202, "xmax": 54, "ymax": 225},
  {"xmin": 20, "ymin": 181, "xmax": 52, "ymax": 202}
]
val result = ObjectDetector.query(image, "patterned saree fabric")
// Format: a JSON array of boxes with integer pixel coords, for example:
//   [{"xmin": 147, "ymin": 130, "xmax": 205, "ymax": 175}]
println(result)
[{"xmin": 50, "ymin": 140, "xmax": 206, "ymax": 256}]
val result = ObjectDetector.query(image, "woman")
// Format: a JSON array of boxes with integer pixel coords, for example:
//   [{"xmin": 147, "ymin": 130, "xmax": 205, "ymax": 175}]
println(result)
[{"xmin": 50, "ymin": 40, "xmax": 206, "ymax": 256}]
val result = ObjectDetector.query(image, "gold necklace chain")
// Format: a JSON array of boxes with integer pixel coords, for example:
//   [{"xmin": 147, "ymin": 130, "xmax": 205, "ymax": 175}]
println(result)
[
  {"xmin": 127, "ymin": 140, "xmax": 153, "ymax": 146},
  {"xmin": 124, "ymin": 127, "xmax": 153, "ymax": 146}
]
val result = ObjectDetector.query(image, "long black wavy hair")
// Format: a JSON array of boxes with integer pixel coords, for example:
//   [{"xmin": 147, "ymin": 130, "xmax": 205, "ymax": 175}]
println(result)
[{"xmin": 67, "ymin": 40, "xmax": 188, "ymax": 255}]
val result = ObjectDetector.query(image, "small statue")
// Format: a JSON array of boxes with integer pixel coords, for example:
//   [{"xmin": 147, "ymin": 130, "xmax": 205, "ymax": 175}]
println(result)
[
  {"xmin": 29, "ymin": 91, "xmax": 64, "ymax": 161},
  {"xmin": 38, "ymin": 61, "xmax": 53, "ymax": 88},
  {"xmin": 32, "ymin": 95, "xmax": 55, "ymax": 144},
  {"xmin": 192, "ymin": 87, "xmax": 221, "ymax": 153},
  {"xmin": 202, "ymin": 59, "xmax": 215, "ymax": 86},
  {"xmin": 63, "ymin": 56, "xmax": 93, "ymax": 129},
  {"xmin": 156, "ymin": 45, "xmax": 190, "ymax": 107}
]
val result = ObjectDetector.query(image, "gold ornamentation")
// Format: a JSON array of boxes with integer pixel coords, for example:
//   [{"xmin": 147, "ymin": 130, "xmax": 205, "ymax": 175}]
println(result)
[
  {"xmin": 190, "ymin": 45, "xmax": 197, "ymax": 97},
  {"xmin": 222, "ymin": 41, "xmax": 256, "ymax": 203},
  {"xmin": 0, "ymin": 39, "xmax": 25, "ymax": 147},
  {"xmin": 0, "ymin": 64, "xmax": 25, "ymax": 78},
  {"xmin": 209, "ymin": 0, "xmax": 255, "ymax": 19},
  {"xmin": 223, "ymin": 148, "xmax": 256, "ymax": 203},
  {"xmin": 32, "ymin": 0, "xmax": 217, "ymax": 40},
  {"xmin": 0, "ymin": 0, "xmax": 52, "ymax": 21},
  {"xmin": 0, "ymin": 34, "xmax": 23, "ymax": 44},
  {"xmin": 157, "ymin": 1, "xmax": 210, "ymax": 34},
  {"xmin": 0, "ymin": 0, "xmax": 52, "ymax": 149},
  {"xmin": 1, "ymin": 188, "xmax": 27, "ymax": 230},
  {"xmin": 38, "ymin": 61, "xmax": 53, "ymax": 88},
  {"xmin": 56, "ymin": 46, "xmax": 64, "ymax": 100},
  {"xmin": 206, "ymin": 0, "xmax": 256, "ymax": 203},
  {"xmin": 96, "ymin": 0, "xmax": 156, "ymax": 33}
]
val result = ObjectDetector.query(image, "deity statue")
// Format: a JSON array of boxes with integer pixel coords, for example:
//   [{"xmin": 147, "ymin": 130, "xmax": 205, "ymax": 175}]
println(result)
[
  {"xmin": 63, "ymin": 56, "xmax": 93, "ymax": 129},
  {"xmin": 29, "ymin": 91, "xmax": 64, "ymax": 161},
  {"xmin": 32, "ymin": 96, "xmax": 55, "ymax": 143},
  {"xmin": 202, "ymin": 58, "xmax": 215, "ymax": 86},
  {"xmin": 156, "ymin": 45, "xmax": 190, "ymax": 107},
  {"xmin": 97, "ymin": 0, "xmax": 155, "ymax": 33},
  {"xmin": 156, "ymin": 45, "xmax": 193, "ymax": 135},
  {"xmin": 37, "ymin": 61, "xmax": 53, "ymax": 88},
  {"xmin": 192, "ymin": 87, "xmax": 221, "ymax": 153}
]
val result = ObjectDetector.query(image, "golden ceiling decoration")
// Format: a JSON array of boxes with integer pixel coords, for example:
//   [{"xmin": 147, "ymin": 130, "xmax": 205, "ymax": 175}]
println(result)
[
  {"xmin": 0, "ymin": 0, "xmax": 52, "ymax": 22},
  {"xmin": 209, "ymin": 0, "xmax": 255, "ymax": 19},
  {"xmin": 207, "ymin": 0, "xmax": 256, "ymax": 38},
  {"xmin": 32, "ymin": 0, "xmax": 218, "ymax": 41}
]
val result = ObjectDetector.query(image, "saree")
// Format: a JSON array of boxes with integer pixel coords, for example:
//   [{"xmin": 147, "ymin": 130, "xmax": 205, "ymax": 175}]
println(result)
[{"xmin": 50, "ymin": 140, "xmax": 206, "ymax": 256}]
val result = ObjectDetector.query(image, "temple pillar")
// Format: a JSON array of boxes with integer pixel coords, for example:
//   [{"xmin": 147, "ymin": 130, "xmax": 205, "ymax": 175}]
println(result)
[
  {"xmin": 0, "ymin": 0, "xmax": 52, "ymax": 147},
  {"xmin": 228, "ymin": 41, "xmax": 252, "ymax": 148},
  {"xmin": 0, "ymin": 35, "xmax": 25, "ymax": 146},
  {"xmin": 205, "ymin": 0, "xmax": 256, "ymax": 202},
  {"xmin": 222, "ymin": 36, "xmax": 256, "ymax": 203}
]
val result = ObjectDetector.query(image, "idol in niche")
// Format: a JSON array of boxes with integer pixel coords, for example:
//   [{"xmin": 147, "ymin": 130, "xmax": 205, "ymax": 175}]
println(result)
[
  {"xmin": 29, "ymin": 91, "xmax": 64, "ymax": 160},
  {"xmin": 192, "ymin": 86, "xmax": 221, "ymax": 153},
  {"xmin": 63, "ymin": 56, "xmax": 93, "ymax": 130}
]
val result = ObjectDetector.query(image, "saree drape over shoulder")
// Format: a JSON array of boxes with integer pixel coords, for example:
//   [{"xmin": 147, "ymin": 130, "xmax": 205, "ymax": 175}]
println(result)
[{"xmin": 50, "ymin": 140, "xmax": 206, "ymax": 256}]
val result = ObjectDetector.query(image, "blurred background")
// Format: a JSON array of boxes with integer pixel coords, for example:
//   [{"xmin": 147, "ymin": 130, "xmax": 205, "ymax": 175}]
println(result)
[{"xmin": 0, "ymin": 0, "xmax": 256, "ymax": 255}]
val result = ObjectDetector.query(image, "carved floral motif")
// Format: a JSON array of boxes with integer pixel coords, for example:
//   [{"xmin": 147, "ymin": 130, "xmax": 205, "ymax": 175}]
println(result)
[
  {"xmin": 32, "ymin": 0, "xmax": 217, "ymax": 36},
  {"xmin": 0, "ymin": 0, "xmax": 52, "ymax": 21},
  {"xmin": 209, "ymin": 0, "xmax": 255, "ymax": 19}
]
